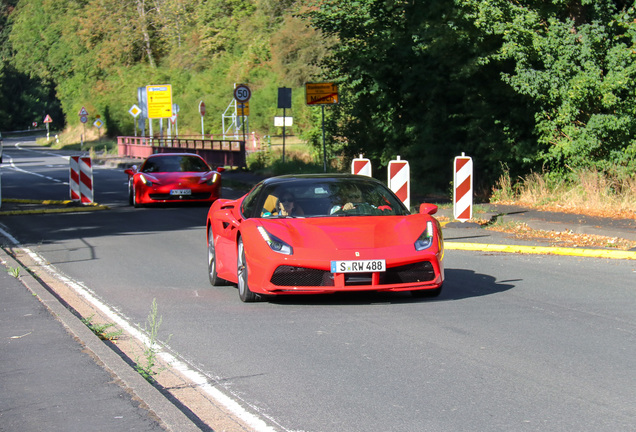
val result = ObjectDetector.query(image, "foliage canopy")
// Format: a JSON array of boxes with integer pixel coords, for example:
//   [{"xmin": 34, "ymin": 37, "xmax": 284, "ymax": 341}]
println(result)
[{"xmin": 1, "ymin": 0, "xmax": 634, "ymax": 192}]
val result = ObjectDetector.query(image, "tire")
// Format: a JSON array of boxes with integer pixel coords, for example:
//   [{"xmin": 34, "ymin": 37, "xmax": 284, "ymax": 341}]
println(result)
[
  {"xmin": 411, "ymin": 286, "xmax": 442, "ymax": 299},
  {"xmin": 132, "ymin": 185, "xmax": 141, "ymax": 208},
  {"xmin": 128, "ymin": 180, "xmax": 134, "ymax": 206},
  {"xmin": 237, "ymin": 237, "xmax": 259, "ymax": 302},
  {"xmin": 208, "ymin": 228, "xmax": 226, "ymax": 286}
]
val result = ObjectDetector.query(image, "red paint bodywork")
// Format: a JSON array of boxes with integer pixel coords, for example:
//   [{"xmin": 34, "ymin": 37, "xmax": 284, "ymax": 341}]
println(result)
[
  {"xmin": 206, "ymin": 175, "xmax": 444, "ymax": 298},
  {"xmin": 125, "ymin": 153, "xmax": 222, "ymax": 206}
]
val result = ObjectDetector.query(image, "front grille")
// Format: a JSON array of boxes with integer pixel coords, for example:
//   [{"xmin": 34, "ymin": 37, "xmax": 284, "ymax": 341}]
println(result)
[
  {"xmin": 382, "ymin": 261, "xmax": 435, "ymax": 283},
  {"xmin": 149, "ymin": 193, "xmax": 211, "ymax": 200},
  {"xmin": 271, "ymin": 266, "xmax": 333, "ymax": 286},
  {"xmin": 270, "ymin": 261, "xmax": 436, "ymax": 288}
]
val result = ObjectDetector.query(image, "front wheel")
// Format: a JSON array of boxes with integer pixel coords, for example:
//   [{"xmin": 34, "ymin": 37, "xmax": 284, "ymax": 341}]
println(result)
[
  {"xmin": 128, "ymin": 180, "xmax": 134, "ymax": 206},
  {"xmin": 131, "ymin": 185, "xmax": 141, "ymax": 208},
  {"xmin": 208, "ymin": 228, "xmax": 226, "ymax": 286},
  {"xmin": 237, "ymin": 238, "xmax": 259, "ymax": 302}
]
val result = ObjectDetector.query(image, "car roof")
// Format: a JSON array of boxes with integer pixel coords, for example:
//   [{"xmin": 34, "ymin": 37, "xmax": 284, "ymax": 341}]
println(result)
[
  {"xmin": 146, "ymin": 153, "xmax": 202, "ymax": 158},
  {"xmin": 260, "ymin": 173, "xmax": 384, "ymax": 186}
]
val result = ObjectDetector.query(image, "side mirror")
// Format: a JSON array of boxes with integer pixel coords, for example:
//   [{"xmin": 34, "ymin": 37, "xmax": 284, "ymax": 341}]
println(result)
[
  {"xmin": 419, "ymin": 203, "xmax": 438, "ymax": 215},
  {"xmin": 124, "ymin": 165, "xmax": 138, "ymax": 176},
  {"xmin": 216, "ymin": 167, "xmax": 226, "ymax": 173}
]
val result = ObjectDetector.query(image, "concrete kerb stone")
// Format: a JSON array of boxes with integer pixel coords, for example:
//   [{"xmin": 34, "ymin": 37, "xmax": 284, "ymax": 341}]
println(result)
[
  {"xmin": 0, "ymin": 247, "xmax": 201, "ymax": 432},
  {"xmin": 438, "ymin": 209, "xmax": 636, "ymax": 260},
  {"xmin": 0, "ymin": 198, "xmax": 109, "ymax": 216}
]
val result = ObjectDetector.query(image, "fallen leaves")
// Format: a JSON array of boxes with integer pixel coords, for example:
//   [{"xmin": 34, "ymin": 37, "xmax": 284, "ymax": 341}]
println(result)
[{"xmin": 487, "ymin": 222, "xmax": 636, "ymax": 250}]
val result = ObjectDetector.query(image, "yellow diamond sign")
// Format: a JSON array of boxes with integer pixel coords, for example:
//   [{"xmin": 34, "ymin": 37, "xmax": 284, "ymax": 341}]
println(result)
[{"xmin": 129, "ymin": 104, "xmax": 141, "ymax": 118}]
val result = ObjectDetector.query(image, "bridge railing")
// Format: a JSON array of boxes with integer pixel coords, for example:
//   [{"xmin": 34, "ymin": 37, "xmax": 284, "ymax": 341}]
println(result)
[{"xmin": 117, "ymin": 136, "xmax": 246, "ymax": 168}]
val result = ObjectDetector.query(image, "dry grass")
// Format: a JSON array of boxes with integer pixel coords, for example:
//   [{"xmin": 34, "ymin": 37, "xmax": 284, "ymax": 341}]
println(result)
[{"xmin": 491, "ymin": 169, "xmax": 636, "ymax": 220}]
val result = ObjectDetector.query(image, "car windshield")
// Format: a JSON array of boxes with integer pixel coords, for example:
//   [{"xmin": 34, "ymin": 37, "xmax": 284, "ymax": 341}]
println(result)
[
  {"xmin": 251, "ymin": 177, "xmax": 411, "ymax": 218},
  {"xmin": 141, "ymin": 155, "xmax": 210, "ymax": 173}
]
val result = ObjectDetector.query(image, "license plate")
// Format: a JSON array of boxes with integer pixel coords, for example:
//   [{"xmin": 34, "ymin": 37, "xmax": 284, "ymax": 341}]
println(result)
[
  {"xmin": 331, "ymin": 259, "xmax": 386, "ymax": 273},
  {"xmin": 170, "ymin": 189, "xmax": 191, "ymax": 196}
]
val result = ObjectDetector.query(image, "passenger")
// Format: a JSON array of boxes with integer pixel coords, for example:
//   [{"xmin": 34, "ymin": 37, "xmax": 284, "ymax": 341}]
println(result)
[{"xmin": 277, "ymin": 193, "xmax": 304, "ymax": 217}]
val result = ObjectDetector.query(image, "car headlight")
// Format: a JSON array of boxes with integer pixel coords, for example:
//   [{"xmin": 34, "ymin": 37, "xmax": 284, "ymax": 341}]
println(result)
[
  {"xmin": 257, "ymin": 226, "xmax": 293, "ymax": 255},
  {"xmin": 205, "ymin": 173, "xmax": 219, "ymax": 185},
  {"xmin": 414, "ymin": 221, "xmax": 435, "ymax": 251},
  {"xmin": 139, "ymin": 174, "xmax": 153, "ymax": 186}
]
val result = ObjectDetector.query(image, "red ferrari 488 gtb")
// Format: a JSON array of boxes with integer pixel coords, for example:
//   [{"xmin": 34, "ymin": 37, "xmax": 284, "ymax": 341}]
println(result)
[
  {"xmin": 206, "ymin": 174, "xmax": 444, "ymax": 302},
  {"xmin": 125, "ymin": 153, "xmax": 223, "ymax": 207}
]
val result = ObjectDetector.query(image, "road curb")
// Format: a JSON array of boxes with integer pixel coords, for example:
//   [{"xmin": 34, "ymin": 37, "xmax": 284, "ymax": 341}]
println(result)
[
  {"xmin": 0, "ymin": 247, "xmax": 202, "ymax": 432},
  {"xmin": 0, "ymin": 198, "xmax": 109, "ymax": 216},
  {"xmin": 445, "ymin": 242, "xmax": 636, "ymax": 260}
]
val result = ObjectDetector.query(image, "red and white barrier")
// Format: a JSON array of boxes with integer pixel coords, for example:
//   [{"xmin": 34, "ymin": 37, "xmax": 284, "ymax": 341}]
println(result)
[
  {"xmin": 351, "ymin": 155, "xmax": 371, "ymax": 177},
  {"xmin": 388, "ymin": 156, "xmax": 410, "ymax": 210},
  {"xmin": 453, "ymin": 154, "xmax": 473, "ymax": 221},
  {"xmin": 69, "ymin": 156, "xmax": 94, "ymax": 203}
]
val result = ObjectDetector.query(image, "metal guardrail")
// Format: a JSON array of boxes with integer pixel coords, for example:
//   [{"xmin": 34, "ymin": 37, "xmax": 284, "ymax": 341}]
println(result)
[{"xmin": 117, "ymin": 136, "xmax": 246, "ymax": 168}]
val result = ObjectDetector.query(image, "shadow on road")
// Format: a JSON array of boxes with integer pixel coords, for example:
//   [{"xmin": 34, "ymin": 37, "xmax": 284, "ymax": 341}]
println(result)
[{"xmin": 265, "ymin": 268, "xmax": 516, "ymax": 306}]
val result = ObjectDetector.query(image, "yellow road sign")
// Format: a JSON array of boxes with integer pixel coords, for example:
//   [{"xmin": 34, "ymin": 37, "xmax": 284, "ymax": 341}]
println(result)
[
  {"xmin": 146, "ymin": 85, "xmax": 173, "ymax": 119},
  {"xmin": 305, "ymin": 82, "xmax": 339, "ymax": 105},
  {"xmin": 237, "ymin": 101, "xmax": 249, "ymax": 116}
]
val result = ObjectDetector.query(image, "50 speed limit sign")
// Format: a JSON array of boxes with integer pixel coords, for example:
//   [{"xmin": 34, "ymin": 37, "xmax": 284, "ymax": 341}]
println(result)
[{"xmin": 234, "ymin": 84, "xmax": 251, "ymax": 102}]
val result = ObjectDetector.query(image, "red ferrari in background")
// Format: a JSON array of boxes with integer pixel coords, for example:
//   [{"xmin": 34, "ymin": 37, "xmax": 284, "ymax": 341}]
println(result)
[
  {"xmin": 206, "ymin": 174, "xmax": 444, "ymax": 302},
  {"xmin": 124, "ymin": 153, "xmax": 223, "ymax": 207}
]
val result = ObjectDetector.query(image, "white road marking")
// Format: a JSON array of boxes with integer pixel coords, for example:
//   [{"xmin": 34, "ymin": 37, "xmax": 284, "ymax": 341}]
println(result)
[
  {"xmin": 0, "ymin": 225, "xmax": 281, "ymax": 432},
  {"xmin": 4, "ymin": 143, "xmax": 68, "ymax": 184}
]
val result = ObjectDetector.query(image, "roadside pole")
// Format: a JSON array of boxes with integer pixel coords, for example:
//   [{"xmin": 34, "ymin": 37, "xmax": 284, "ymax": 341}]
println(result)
[
  {"xmin": 43, "ymin": 114, "xmax": 53, "ymax": 142},
  {"xmin": 305, "ymin": 82, "xmax": 339, "ymax": 172},
  {"xmin": 234, "ymin": 84, "xmax": 251, "ymax": 156},
  {"xmin": 199, "ymin": 101, "xmax": 205, "ymax": 139}
]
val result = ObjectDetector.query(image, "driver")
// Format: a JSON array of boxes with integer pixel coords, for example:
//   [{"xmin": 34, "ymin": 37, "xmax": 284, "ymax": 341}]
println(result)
[{"xmin": 330, "ymin": 184, "xmax": 365, "ymax": 214}]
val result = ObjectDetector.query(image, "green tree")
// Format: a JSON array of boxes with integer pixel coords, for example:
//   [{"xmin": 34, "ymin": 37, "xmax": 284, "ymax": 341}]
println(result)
[
  {"xmin": 464, "ymin": 0, "xmax": 636, "ymax": 178},
  {"xmin": 304, "ymin": 0, "xmax": 537, "ymax": 190},
  {"xmin": 1, "ymin": 0, "xmax": 62, "ymax": 130}
]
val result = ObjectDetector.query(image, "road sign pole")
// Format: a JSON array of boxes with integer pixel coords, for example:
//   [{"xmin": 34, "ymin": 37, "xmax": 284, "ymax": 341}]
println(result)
[
  {"xmin": 199, "ymin": 100, "xmax": 205, "ymax": 139},
  {"xmin": 233, "ymin": 85, "xmax": 251, "ymax": 155},
  {"xmin": 322, "ymin": 105, "xmax": 327, "ymax": 172},
  {"xmin": 282, "ymin": 107, "xmax": 286, "ymax": 164}
]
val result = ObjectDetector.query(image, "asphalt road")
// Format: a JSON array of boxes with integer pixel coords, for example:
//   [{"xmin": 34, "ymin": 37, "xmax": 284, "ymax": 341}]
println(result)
[{"xmin": 1, "ymin": 138, "xmax": 635, "ymax": 432}]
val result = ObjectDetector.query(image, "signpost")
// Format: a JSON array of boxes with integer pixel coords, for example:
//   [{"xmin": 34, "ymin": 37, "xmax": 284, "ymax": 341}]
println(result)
[
  {"xmin": 129, "ymin": 104, "xmax": 141, "ymax": 136},
  {"xmin": 94, "ymin": 117, "xmax": 103, "ymax": 142},
  {"xmin": 43, "ymin": 114, "xmax": 53, "ymax": 141},
  {"xmin": 78, "ymin": 107, "xmax": 89, "ymax": 149},
  {"xmin": 234, "ymin": 84, "xmax": 251, "ymax": 103},
  {"xmin": 305, "ymin": 82, "xmax": 339, "ymax": 172},
  {"xmin": 237, "ymin": 102, "xmax": 249, "ymax": 116},
  {"xmin": 199, "ymin": 100, "xmax": 205, "ymax": 139},
  {"xmin": 234, "ymin": 84, "xmax": 251, "ymax": 148},
  {"xmin": 278, "ymin": 87, "xmax": 292, "ymax": 163},
  {"xmin": 146, "ymin": 85, "xmax": 173, "ymax": 119}
]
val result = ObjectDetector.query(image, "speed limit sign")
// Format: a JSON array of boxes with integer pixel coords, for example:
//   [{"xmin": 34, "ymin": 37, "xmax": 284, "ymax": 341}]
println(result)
[{"xmin": 234, "ymin": 84, "xmax": 251, "ymax": 102}]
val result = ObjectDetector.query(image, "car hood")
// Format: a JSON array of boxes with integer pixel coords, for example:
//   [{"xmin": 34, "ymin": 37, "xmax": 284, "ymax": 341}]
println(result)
[{"xmin": 260, "ymin": 216, "xmax": 429, "ymax": 250}]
